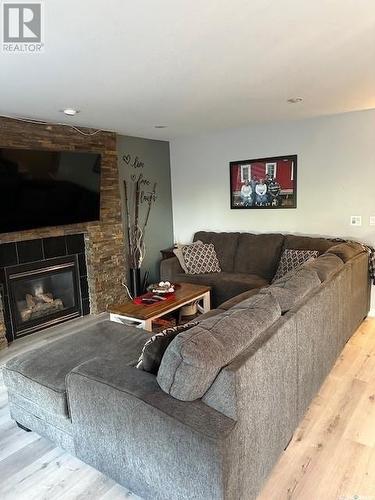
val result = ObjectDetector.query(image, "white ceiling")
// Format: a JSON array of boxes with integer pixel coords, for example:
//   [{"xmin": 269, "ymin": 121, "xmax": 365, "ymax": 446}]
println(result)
[{"xmin": 1, "ymin": 0, "xmax": 374, "ymax": 139}]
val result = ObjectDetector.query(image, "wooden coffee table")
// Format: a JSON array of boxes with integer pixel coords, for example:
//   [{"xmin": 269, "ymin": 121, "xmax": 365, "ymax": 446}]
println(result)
[{"xmin": 108, "ymin": 282, "xmax": 211, "ymax": 332}]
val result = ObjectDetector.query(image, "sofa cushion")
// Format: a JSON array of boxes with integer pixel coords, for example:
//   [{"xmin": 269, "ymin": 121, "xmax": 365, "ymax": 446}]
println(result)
[
  {"xmin": 233, "ymin": 233, "xmax": 285, "ymax": 280},
  {"xmin": 182, "ymin": 242, "xmax": 221, "ymax": 274},
  {"xmin": 260, "ymin": 268, "xmax": 321, "ymax": 313},
  {"xmin": 173, "ymin": 271, "xmax": 268, "ymax": 308},
  {"xmin": 218, "ymin": 288, "xmax": 260, "ymax": 310},
  {"xmin": 283, "ymin": 234, "xmax": 336, "ymax": 254},
  {"xmin": 304, "ymin": 253, "xmax": 344, "ymax": 282},
  {"xmin": 193, "ymin": 231, "xmax": 240, "ymax": 272},
  {"xmin": 272, "ymin": 249, "xmax": 319, "ymax": 282},
  {"xmin": 3, "ymin": 321, "xmax": 149, "ymax": 418},
  {"xmin": 136, "ymin": 321, "xmax": 198, "ymax": 375},
  {"xmin": 196, "ymin": 308, "xmax": 225, "ymax": 321},
  {"xmin": 326, "ymin": 242, "xmax": 365, "ymax": 263},
  {"xmin": 157, "ymin": 293, "xmax": 281, "ymax": 401}
]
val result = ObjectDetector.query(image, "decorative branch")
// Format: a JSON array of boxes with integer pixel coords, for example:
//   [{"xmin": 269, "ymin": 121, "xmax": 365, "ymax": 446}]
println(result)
[
  {"xmin": 123, "ymin": 180, "xmax": 133, "ymax": 267},
  {"xmin": 122, "ymin": 155, "xmax": 157, "ymax": 269},
  {"xmin": 142, "ymin": 182, "xmax": 157, "ymax": 233}
]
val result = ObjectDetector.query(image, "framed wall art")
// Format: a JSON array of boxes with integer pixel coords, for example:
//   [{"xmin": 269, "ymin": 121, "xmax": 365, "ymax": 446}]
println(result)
[{"xmin": 230, "ymin": 154, "xmax": 297, "ymax": 209}]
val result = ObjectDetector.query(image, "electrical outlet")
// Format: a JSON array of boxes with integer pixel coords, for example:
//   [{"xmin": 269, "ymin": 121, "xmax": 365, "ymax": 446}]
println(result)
[
  {"xmin": 370, "ymin": 216, "xmax": 375, "ymax": 226},
  {"xmin": 350, "ymin": 215, "xmax": 362, "ymax": 226}
]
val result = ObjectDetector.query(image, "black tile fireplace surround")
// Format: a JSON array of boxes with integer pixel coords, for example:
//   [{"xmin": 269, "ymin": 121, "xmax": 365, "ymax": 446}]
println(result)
[
  {"xmin": 0, "ymin": 235, "xmax": 90, "ymax": 343},
  {"xmin": 6, "ymin": 255, "xmax": 82, "ymax": 338}
]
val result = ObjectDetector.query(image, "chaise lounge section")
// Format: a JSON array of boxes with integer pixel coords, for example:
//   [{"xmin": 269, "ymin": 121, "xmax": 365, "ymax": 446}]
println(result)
[{"xmin": 3, "ymin": 320, "xmax": 149, "ymax": 453}]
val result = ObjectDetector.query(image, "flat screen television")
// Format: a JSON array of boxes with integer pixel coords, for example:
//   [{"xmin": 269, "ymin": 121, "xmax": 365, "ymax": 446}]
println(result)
[{"xmin": 0, "ymin": 148, "xmax": 101, "ymax": 233}]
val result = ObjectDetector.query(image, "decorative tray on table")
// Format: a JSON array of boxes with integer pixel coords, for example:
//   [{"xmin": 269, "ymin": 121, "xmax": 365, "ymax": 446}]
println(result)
[
  {"xmin": 133, "ymin": 282, "xmax": 178, "ymax": 306},
  {"xmin": 147, "ymin": 281, "xmax": 176, "ymax": 294}
]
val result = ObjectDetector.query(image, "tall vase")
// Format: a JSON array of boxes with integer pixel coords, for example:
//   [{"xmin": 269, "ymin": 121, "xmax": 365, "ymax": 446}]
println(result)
[{"xmin": 129, "ymin": 268, "xmax": 141, "ymax": 298}]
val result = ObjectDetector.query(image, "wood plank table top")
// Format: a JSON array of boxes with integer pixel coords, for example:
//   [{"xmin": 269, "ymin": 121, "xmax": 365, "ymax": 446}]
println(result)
[{"xmin": 108, "ymin": 282, "xmax": 211, "ymax": 320}]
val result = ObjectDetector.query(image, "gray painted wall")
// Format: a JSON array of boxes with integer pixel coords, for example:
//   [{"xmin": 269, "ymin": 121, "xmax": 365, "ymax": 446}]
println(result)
[
  {"xmin": 170, "ymin": 108, "xmax": 375, "ymax": 310},
  {"xmin": 117, "ymin": 135, "xmax": 174, "ymax": 285}
]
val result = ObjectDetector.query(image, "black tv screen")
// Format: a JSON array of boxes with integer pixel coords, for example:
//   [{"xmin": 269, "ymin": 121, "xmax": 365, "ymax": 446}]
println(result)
[{"xmin": 0, "ymin": 148, "xmax": 101, "ymax": 233}]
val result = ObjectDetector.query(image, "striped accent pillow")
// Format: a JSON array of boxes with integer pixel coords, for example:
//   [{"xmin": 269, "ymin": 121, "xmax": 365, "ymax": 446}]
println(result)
[{"xmin": 136, "ymin": 322, "xmax": 198, "ymax": 374}]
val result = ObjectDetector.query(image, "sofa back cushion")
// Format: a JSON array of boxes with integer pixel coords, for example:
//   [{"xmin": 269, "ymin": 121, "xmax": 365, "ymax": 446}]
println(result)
[
  {"xmin": 304, "ymin": 253, "xmax": 344, "ymax": 282},
  {"xmin": 260, "ymin": 268, "xmax": 321, "ymax": 313},
  {"xmin": 193, "ymin": 231, "xmax": 240, "ymax": 272},
  {"xmin": 218, "ymin": 288, "xmax": 260, "ymax": 310},
  {"xmin": 283, "ymin": 234, "xmax": 336, "ymax": 254},
  {"xmin": 326, "ymin": 242, "xmax": 365, "ymax": 263},
  {"xmin": 233, "ymin": 233, "xmax": 285, "ymax": 280},
  {"xmin": 157, "ymin": 293, "xmax": 281, "ymax": 401}
]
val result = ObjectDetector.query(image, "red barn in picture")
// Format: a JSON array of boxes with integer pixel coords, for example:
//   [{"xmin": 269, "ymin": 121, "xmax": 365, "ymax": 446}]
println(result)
[{"xmin": 230, "ymin": 155, "xmax": 297, "ymax": 209}]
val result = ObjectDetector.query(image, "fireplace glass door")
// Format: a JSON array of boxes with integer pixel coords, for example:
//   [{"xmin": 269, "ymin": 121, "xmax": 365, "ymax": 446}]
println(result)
[{"xmin": 6, "ymin": 257, "xmax": 82, "ymax": 337}]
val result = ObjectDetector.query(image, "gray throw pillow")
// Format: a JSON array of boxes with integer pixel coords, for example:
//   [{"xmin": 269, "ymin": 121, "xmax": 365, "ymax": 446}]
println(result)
[
  {"xmin": 136, "ymin": 322, "xmax": 198, "ymax": 375},
  {"xmin": 157, "ymin": 293, "xmax": 281, "ymax": 401}
]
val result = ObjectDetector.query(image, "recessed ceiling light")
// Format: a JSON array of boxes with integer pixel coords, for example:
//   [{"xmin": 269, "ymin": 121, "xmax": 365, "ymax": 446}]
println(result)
[
  {"xmin": 287, "ymin": 97, "xmax": 303, "ymax": 104},
  {"xmin": 154, "ymin": 125, "xmax": 167, "ymax": 129},
  {"xmin": 61, "ymin": 108, "xmax": 80, "ymax": 116}
]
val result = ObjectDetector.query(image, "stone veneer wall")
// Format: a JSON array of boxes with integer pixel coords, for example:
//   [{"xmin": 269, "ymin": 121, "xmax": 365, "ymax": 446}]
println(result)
[
  {"xmin": 0, "ymin": 117, "xmax": 128, "ymax": 348},
  {"xmin": 0, "ymin": 292, "xmax": 7, "ymax": 350}
]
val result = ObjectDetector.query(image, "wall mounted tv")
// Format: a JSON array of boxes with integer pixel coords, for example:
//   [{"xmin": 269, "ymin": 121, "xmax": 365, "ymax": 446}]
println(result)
[{"xmin": 0, "ymin": 148, "xmax": 101, "ymax": 233}]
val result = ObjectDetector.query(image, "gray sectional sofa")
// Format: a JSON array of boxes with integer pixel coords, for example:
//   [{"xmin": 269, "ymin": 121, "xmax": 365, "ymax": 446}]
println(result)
[{"xmin": 3, "ymin": 232, "xmax": 371, "ymax": 500}]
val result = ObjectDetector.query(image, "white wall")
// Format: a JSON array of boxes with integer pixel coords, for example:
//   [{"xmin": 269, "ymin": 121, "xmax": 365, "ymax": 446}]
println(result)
[{"xmin": 170, "ymin": 109, "xmax": 375, "ymax": 309}]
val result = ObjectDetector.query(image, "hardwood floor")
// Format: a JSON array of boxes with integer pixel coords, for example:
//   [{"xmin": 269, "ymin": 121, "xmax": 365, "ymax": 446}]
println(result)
[
  {"xmin": 259, "ymin": 317, "xmax": 375, "ymax": 500},
  {"xmin": 0, "ymin": 316, "xmax": 375, "ymax": 499}
]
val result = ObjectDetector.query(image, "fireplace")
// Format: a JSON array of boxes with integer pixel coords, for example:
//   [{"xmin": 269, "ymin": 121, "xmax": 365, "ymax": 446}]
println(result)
[
  {"xmin": 0, "ymin": 235, "xmax": 91, "ymax": 343},
  {"xmin": 5, "ymin": 255, "xmax": 82, "ymax": 338}
]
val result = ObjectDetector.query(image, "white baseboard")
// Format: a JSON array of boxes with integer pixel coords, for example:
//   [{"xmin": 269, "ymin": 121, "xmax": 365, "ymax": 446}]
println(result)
[{"xmin": 368, "ymin": 309, "xmax": 375, "ymax": 317}]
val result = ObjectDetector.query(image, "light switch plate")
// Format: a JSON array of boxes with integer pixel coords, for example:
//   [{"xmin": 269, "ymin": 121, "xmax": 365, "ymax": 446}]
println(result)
[
  {"xmin": 370, "ymin": 216, "xmax": 375, "ymax": 226},
  {"xmin": 350, "ymin": 215, "xmax": 362, "ymax": 226}
]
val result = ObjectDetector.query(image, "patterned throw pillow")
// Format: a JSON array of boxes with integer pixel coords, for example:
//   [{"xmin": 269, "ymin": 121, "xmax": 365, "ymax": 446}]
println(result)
[
  {"xmin": 272, "ymin": 249, "xmax": 319, "ymax": 282},
  {"xmin": 136, "ymin": 322, "xmax": 198, "ymax": 374},
  {"xmin": 181, "ymin": 243, "xmax": 221, "ymax": 274},
  {"xmin": 173, "ymin": 240, "xmax": 203, "ymax": 273}
]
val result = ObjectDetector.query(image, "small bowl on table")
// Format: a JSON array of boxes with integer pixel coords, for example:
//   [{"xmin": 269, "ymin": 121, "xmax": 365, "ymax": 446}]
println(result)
[{"xmin": 147, "ymin": 281, "xmax": 175, "ymax": 294}]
